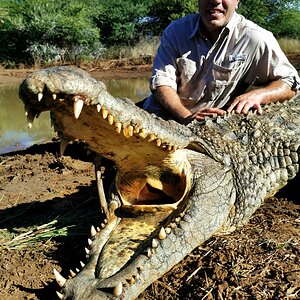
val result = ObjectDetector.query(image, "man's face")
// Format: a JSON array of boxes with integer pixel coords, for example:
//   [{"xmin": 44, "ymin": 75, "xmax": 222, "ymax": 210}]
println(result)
[{"xmin": 198, "ymin": 0, "xmax": 239, "ymax": 33}]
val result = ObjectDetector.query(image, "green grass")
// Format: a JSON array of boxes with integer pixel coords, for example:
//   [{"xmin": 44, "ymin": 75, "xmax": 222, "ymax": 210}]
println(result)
[
  {"xmin": 0, "ymin": 197, "xmax": 100, "ymax": 250},
  {"xmin": 0, "ymin": 219, "xmax": 71, "ymax": 250}
]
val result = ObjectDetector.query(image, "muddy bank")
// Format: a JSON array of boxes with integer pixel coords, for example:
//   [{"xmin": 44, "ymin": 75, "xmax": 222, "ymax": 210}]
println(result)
[{"xmin": 0, "ymin": 58, "xmax": 299, "ymax": 299}]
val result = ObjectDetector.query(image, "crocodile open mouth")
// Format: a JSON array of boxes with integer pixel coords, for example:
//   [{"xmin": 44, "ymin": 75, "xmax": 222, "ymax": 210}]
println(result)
[{"xmin": 116, "ymin": 150, "xmax": 191, "ymax": 208}]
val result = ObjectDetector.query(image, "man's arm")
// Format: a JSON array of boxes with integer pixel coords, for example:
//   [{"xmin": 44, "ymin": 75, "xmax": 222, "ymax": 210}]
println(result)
[
  {"xmin": 154, "ymin": 86, "xmax": 226, "ymax": 124},
  {"xmin": 153, "ymin": 86, "xmax": 191, "ymax": 124},
  {"xmin": 227, "ymin": 79, "xmax": 296, "ymax": 115}
]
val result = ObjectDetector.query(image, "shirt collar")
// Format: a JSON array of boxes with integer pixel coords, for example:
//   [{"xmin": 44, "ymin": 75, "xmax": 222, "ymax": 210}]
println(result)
[{"xmin": 190, "ymin": 11, "xmax": 239, "ymax": 39}]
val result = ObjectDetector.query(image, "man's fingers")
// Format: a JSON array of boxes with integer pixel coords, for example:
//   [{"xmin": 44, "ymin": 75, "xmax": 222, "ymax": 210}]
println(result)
[
  {"xmin": 241, "ymin": 102, "xmax": 253, "ymax": 114},
  {"xmin": 234, "ymin": 100, "xmax": 248, "ymax": 114},
  {"xmin": 227, "ymin": 101, "xmax": 237, "ymax": 113},
  {"xmin": 257, "ymin": 105, "xmax": 263, "ymax": 115}
]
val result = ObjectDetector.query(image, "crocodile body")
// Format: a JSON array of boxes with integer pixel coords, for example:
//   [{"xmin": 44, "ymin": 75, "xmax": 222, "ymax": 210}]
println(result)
[{"xmin": 19, "ymin": 66, "xmax": 300, "ymax": 300}]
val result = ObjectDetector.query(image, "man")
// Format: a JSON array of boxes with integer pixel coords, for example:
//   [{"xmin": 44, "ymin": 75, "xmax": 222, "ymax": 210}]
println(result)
[{"xmin": 143, "ymin": 0, "xmax": 299, "ymax": 124}]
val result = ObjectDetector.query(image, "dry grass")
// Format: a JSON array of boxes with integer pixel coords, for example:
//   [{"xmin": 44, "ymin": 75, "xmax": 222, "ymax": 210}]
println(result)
[
  {"xmin": 101, "ymin": 36, "xmax": 160, "ymax": 60},
  {"xmin": 278, "ymin": 38, "xmax": 300, "ymax": 54},
  {"xmin": 0, "ymin": 196, "xmax": 99, "ymax": 250}
]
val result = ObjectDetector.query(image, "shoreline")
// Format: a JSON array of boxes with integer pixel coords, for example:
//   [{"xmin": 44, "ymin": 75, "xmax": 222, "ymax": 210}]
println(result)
[{"xmin": 0, "ymin": 52, "xmax": 299, "ymax": 85}]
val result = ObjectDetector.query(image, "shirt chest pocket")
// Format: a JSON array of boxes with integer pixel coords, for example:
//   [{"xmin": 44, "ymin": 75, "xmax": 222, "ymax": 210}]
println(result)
[
  {"xmin": 212, "ymin": 58, "xmax": 245, "ymax": 81},
  {"xmin": 210, "ymin": 59, "xmax": 246, "ymax": 101}
]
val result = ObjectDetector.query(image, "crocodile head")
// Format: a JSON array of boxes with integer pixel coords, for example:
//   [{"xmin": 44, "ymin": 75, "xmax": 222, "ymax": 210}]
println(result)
[{"xmin": 19, "ymin": 66, "xmax": 300, "ymax": 299}]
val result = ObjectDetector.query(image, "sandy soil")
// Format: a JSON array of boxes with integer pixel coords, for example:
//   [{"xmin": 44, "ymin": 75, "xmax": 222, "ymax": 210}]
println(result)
[{"xmin": 0, "ymin": 58, "xmax": 300, "ymax": 300}]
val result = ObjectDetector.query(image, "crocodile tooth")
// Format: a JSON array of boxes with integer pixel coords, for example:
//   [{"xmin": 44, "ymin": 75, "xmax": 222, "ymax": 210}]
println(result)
[
  {"xmin": 60, "ymin": 139, "xmax": 69, "ymax": 156},
  {"xmin": 85, "ymin": 247, "xmax": 90, "ymax": 255},
  {"xmin": 80, "ymin": 261, "xmax": 85, "ymax": 268},
  {"xmin": 25, "ymin": 111, "xmax": 28, "ymax": 116},
  {"xmin": 170, "ymin": 223, "xmax": 177, "ymax": 229},
  {"xmin": 104, "ymin": 219, "xmax": 108, "ymax": 224},
  {"xmin": 182, "ymin": 166, "xmax": 188, "ymax": 176},
  {"xmin": 90, "ymin": 225, "xmax": 97, "ymax": 237},
  {"xmin": 158, "ymin": 227, "xmax": 167, "ymax": 240},
  {"xmin": 27, "ymin": 114, "xmax": 35, "ymax": 128},
  {"xmin": 53, "ymin": 268, "xmax": 67, "ymax": 287},
  {"xmin": 152, "ymin": 238, "xmax": 158, "ymax": 248},
  {"xmin": 156, "ymin": 139, "xmax": 162, "ymax": 147},
  {"xmin": 128, "ymin": 125, "xmax": 134, "ymax": 136},
  {"xmin": 88, "ymin": 238, "xmax": 92, "ymax": 246},
  {"xmin": 134, "ymin": 273, "xmax": 140, "ymax": 280},
  {"xmin": 73, "ymin": 99, "xmax": 84, "ymax": 119},
  {"xmin": 96, "ymin": 227, "xmax": 101, "ymax": 232},
  {"xmin": 101, "ymin": 223, "xmax": 105, "ymax": 229},
  {"xmin": 113, "ymin": 282, "xmax": 123, "ymax": 296},
  {"xmin": 146, "ymin": 248, "xmax": 152, "ymax": 258},
  {"xmin": 115, "ymin": 122, "xmax": 122, "ymax": 133},
  {"xmin": 167, "ymin": 145, "xmax": 172, "ymax": 151},
  {"xmin": 137, "ymin": 266, "xmax": 144, "ymax": 272},
  {"xmin": 139, "ymin": 128, "xmax": 147, "ymax": 138},
  {"xmin": 70, "ymin": 269, "xmax": 76, "ymax": 277},
  {"xmin": 123, "ymin": 126, "xmax": 130, "ymax": 138},
  {"xmin": 38, "ymin": 92, "xmax": 43, "ymax": 101},
  {"xmin": 56, "ymin": 291, "xmax": 64, "ymax": 299},
  {"xmin": 180, "ymin": 212, "xmax": 185, "ymax": 218},
  {"xmin": 175, "ymin": 217, "xmax": 181, "ymax": 223},
  {"xmin": 134, "ymin": 126, "xmax": 140, "ymax": 134},
  {"xmin": 101, "ymin": 108, "xmax": 108, "ymax": 119},
  {"xmin": 109, "ymin": 200, "xmax": 119, "ymax": 211},
  {"xmin": 97, "ymin": 104, "xmax": 101, "ymax": 112},
  {"xmin": 148, "ymin": 133, "xmax": 156, "ymax": 142},
  {"xmin": 165, "ymin": 227, "xmax": 172, "ymax": 234},
  {"xmin": 107, "ymin": 114, "xmax": 114, "ymax": 125},
  {"xmin": 76, "ymin": 268, "xmax": 80, "ymax": 273},
  {"xmin": 52, "ymin": 93, "xmax": 57, "ymax": 100},
  {"xmin": 127, "ymin": 276, "xmax": 135, "ymax": 285}
]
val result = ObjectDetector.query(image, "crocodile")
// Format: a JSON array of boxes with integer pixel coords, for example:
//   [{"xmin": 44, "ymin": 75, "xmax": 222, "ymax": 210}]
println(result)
[{"xmin": 19, "ymin": 66, "xmax": 300, "ymax": 300}]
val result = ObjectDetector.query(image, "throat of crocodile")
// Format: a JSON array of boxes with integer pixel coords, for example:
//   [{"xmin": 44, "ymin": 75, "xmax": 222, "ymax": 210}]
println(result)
[
  {"xmin": 116, "ymin": 149, "xmax": 191, "ymax": 206},
  {"xmin": 96, "ymin": 149, "xmax": 192, "ymax": 278}
]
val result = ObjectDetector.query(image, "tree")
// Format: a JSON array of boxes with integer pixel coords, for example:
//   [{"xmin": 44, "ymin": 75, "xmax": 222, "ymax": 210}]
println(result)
[
  {"xmin": 0, "ymin": 0, "xmax": 101, "ymax": 64},
  {"xmin": 95, "ymin": 0, "xmax": 149, "ymax": 46},
  {"xmin": 147, "ymin": 0, "xmax": 198, "ymax": 35},
  {"xmin": 238, "ymin": 0, "xmax": 300, "ymax": 38}
]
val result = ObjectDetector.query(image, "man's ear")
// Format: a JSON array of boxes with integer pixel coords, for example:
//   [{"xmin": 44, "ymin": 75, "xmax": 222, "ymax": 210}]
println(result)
[{"xmin": 236, "ymin": 1, "xmax": 240, "ymax": 9}]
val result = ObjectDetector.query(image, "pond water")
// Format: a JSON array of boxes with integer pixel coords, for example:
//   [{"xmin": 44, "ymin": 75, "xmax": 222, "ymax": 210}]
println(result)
[{"xmin": 0, "ymin": 77, "xmax": 150, "ymax": 154}]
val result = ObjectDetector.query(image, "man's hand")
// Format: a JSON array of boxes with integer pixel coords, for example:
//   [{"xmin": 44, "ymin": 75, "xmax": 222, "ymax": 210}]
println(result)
[
  {"xmin": 227, "ymin": 80, "xmax": 296, "ymax": 115},
  {"xmin": 227, "ymin": 89, "xmax": 264, "ymax": 115},
  {"xmin": 188, "ymin": 107, "xmax": 226, "ymax": 123}
]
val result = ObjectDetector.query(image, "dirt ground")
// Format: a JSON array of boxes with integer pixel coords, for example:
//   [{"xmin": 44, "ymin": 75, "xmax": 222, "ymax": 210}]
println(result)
[{"xmin": 0, "ymin": 57, "xmax": 300, "ymax": 300}]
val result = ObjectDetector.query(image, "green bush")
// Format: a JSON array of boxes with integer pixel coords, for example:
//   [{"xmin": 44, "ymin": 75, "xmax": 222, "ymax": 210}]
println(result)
[
  {"xmin": 0, "ymin": 0, "xmax": 101, "ymax": 65},
  {"xmin": 95, "ymin": 0, "xmax": 149, "ymax": 46},
  {"xmin": 0, "ymin": 0, "xmax": 299, "ymax": 65},
  {"xmin": 147, "ymin": 0, "xmax": 198, "ymax": 35},
  {"xmin": 238, "ymin": 0, "xmax": 300, "ymax": 38}
]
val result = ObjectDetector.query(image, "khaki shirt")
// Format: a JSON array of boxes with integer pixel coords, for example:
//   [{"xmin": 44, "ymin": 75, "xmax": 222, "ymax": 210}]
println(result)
[{"xmin": 143, "ymin": 13, "xmax": 300, "ymax": 117}]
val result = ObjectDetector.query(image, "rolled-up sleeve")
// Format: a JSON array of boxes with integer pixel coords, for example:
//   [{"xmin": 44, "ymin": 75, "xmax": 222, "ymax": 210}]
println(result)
[
  {"xmin": 150, "ymin": 27, "xmax": 179, "ymax": 91},
  {"xmin": 246, "ymin": 31, "xmax": 300, "ymax": 92}
]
